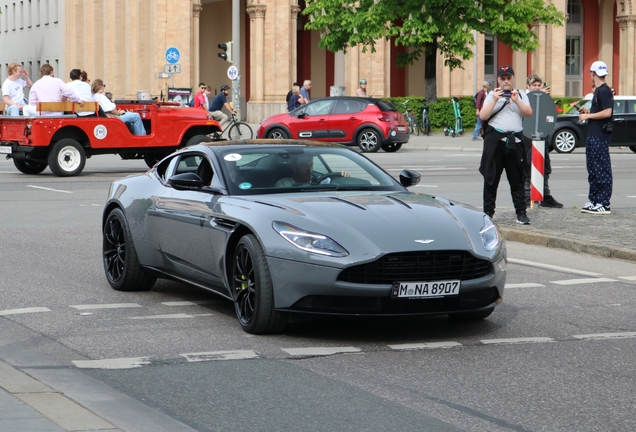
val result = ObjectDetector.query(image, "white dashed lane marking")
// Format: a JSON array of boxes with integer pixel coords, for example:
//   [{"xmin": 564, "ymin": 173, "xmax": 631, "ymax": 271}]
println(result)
[
  {"xmin": 480, "ymin": 337, "xmax": 555, "ymax": 345},
  {"xmin": 505, "ymin": 283, "xmax": 545, "ymax": 289},
  {"xmin": 389, "ymin": 342, "xmax": 462, "ymax": 350},
  {"xmin": 72, "ymin": 357, "xmax": 151, "ymax": 369},
  {"xmin": 128, "ymin": 313, "xmax": 213, "ymax": 320},
  {"xmin": 181, "ymin": 350, "xmax": 259, "ymax": 362},
  {"xmin": 281, "ymin": 347, "xmax": 361, "ymax": 356},
  {"xmin": 572, "ymin": 332, "xmax": 636, "ymax": 340},
  {"xmin": 619, "ymin": 276, "xmax": 636, "ymax": 281},
  {"xmin": 161, "ymin": 300, "xmax": 218, "ymax": 306},
  {"xmin": 0, "ymin": 307, "xmax": 51, "ymax": 316},
  {"xmin": 70, "ymin": 303, "xmax": 143, "ymax": 310},
  {"xmin": 26, "ymin": 185, "xmax": 73, "ymax": 193},
  {"xmin": 550, "ymin": 278, "xmax": 617, "ymax": 286},
  {"xmin": 508, "ymin": 258, "xmax": 604, "ymax": 277}
]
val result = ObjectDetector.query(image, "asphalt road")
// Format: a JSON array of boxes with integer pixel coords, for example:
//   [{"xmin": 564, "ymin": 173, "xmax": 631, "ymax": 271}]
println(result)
[{"xmin": 2, "ymin": 139, "xmax": 636, "ymax": 431}]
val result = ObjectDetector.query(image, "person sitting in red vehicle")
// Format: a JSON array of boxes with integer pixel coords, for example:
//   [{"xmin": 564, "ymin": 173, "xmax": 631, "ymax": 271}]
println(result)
[
  {"xmin": 23, "ymin": 64, "xmax": 85, "ymax": 116},
  {"xmin": 91, "ymin": 79, "xmax": 146, "ymax": 136}
]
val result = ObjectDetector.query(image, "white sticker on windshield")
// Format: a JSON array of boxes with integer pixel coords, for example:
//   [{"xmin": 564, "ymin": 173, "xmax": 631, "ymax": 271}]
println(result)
[{"xmin": 224, "ymin": 153, "xmax": 242, "ymax": 161}]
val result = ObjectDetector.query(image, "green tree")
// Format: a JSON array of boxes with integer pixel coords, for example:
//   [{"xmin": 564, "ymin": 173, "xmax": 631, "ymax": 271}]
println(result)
[{"xmin": 303, "ymin": 0, "xmax": 565, "ymax": 101}]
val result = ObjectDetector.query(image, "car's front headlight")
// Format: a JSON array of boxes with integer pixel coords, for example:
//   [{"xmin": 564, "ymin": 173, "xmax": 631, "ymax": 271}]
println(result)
[
  {"xmin": 480, "ymin": 216, "xmax": 501, "ymax": 251},
  {"xmin": 273, "ymin": 222, "xmax": 349, "ymax": 257}
]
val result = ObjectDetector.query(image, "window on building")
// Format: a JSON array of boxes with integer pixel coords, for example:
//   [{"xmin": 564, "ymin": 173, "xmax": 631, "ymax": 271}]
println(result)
[
  {"xmin": 12, "ymin": 2, "xmax": 16, "ymax": 31},
  {"xmin": 567, "ymin": 0, "xmax": 582, "ymax": 24},
  {"xmin": 565, "ymin": 37, "xmax": 581, "ymax": 76},
  {"xmin": 20, "ymin": 1, "xmax": 24, "ymax": 29},
  {"xmin": 484, "ymin": 34, "xmax": 497, "ymax": 79},
  {"xmin": 4, "ymin": 5, "xmax": 8, "ymax": 32},
  {"xmin": 52, "ymin": 0, "xmax": 57, "ymax": 23},
  {"xmin": 36, "ymin": 0, "xmax": 40, "ymax": 27},
  {"xmin": 27, "ymin": 0, "xmax": 32, "ymax": 28},
  {"xmin": 44, "ymin": 0, "xmax": 49, "ymax": 25}
]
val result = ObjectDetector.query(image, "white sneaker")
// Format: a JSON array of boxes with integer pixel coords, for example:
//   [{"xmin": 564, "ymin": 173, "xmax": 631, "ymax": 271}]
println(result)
[
  {"xmin": 581, "ymin": 203, "xmax": 611, "ymax": 215},
  {"xmin": 581, "ymin": 202, "xmax": 594, "ymax": 211}
]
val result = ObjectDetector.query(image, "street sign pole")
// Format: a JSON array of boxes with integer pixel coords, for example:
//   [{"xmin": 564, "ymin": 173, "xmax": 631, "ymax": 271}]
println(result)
[{"xmin": 232, "ymin": 0, "xmax": 241, "ymax": 120}]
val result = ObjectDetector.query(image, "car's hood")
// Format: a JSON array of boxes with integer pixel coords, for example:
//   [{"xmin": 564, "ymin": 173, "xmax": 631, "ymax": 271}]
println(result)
[{"xmin": 221, "ymin": 191, "xmax": 488, "ymax": 262}]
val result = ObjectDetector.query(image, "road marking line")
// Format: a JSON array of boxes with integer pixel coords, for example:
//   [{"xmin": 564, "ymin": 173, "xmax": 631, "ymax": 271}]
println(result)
[
  {"xmin": 550, "ymin": 277, "xmax": 616, "ymax": 285},
  {"xmin": 129, "ymin": 313, "xmax": 197, "ymax": 319},
  {"xmin": 389, "ymin": 342, "xmax": 462, "ymax": 350},
  {"xmin": 282, "ymin": 347, "xmax": 361, "ymax": 356},
  {"xmin": 26, "ymin": 185, "xmax": 73, "ymax": 194},
  {"xmin": 619, "ymin": 276, "xmax": 636, "ymax": 280},
  {"xmin": 161, "ymin": 300, "xmax": 217, "ymax": 306},
  {"xmin": 572, "ymin": 332, "xmax": 636, "ymax": 340},
  {"xmin": 505, "ymin": 283, "xmax": 545, "ymax": 289},
  {"xmin": 508, "ymin": 258, "xmax": 603, "ymax": 277},
  {"xmin": 70, "ymin": 303, "xmax": 142, "ymax": 310},
  {"xmin": 0, "ymin": 307, "xmax": 51, "ymax": 316},
  {"xmin": 72, "ymin": 357, "xmax": 151, "ymax": 369},
  {"xmin": 481, "ymin": 337, "xmax": 554, "ymax": 345},
  {"xmin": 180, "ymin": 350, "xmax": 259, "ymax": 362},
  {"xmin": 413, "ymin": 184, "xmax": 439, "ymax": 188}
]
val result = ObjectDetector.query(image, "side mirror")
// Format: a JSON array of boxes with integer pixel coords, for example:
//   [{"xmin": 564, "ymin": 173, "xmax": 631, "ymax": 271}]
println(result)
[
  {"xmin": 168, "ymin": 172, "xmax": 203, "ymax": 190},
  {"xmin": 297, "ymin": 112, "xmax": 307, "ymax": 119},
  {"xmin": 399, "ymin": 169, "xmax": 421, "ymax": 187}
]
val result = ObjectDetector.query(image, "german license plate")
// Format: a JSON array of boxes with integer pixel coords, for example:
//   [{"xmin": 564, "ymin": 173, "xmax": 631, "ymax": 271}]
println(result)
[
  {"xmin": 397, "ymin": 126, "xmax": 406, "ymax": 132},
  {"xmin": 0, "ymin": 146, "xmax": 12, "ymax": 154},
  {"xmin": 392, "ymin": 280, "xmax": 460, "ymax": 299}
]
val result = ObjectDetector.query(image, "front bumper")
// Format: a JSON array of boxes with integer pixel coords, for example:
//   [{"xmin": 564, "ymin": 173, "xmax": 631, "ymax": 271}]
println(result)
[{"xmin": 267, "ymin": 252, "xmax": 505, "ymax": 315}]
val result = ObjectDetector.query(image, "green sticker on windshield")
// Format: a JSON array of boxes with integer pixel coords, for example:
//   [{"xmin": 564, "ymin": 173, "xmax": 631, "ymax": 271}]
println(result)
[{"xmin": 239, "ymin": 182, "xmax": 252, "ymax": 190}]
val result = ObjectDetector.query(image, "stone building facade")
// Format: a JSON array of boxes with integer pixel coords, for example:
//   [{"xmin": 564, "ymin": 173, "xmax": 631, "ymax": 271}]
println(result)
[{"xmin": 0, "ymin": 0, "xmax": 634, "ymax": 123}]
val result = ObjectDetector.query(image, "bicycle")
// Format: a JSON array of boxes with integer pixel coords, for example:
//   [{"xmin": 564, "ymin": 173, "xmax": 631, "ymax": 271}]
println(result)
[
  {"xmin": 401, "ymin": 100, "xmax": 419, "ymax": 136},
  {"xmin": 421, "ymin": 101, "xmax": 431, "ymax": 136},
  {"xmin": 208, "ymin": 113, "xmax": 253, "ymax": 141}
]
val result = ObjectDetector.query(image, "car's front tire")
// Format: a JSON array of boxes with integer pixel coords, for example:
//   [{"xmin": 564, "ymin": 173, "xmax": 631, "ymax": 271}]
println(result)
[
  {"xmin": 267, "ymin": 128, "xmax": 289, "ymax": 139},
  {"xmin": 13, "ymin": 159, "xmax": 48, "ymax": 174},
  {"xmin": 186, "ymin": 135, "xmax": 210, "ymax": 147},
  {"xmin": 232, "ymin": 234, "xmax": 287, "ymax": 334},
  {"xmin": 48, "ymin": 139, "xmax": 86, "ymax": 177},
  {"xmin": 357, "ymin": 128, "xmax": 381, "ymax": 152},
  {"xmin": 629, "ymin": 146, "xmax": 636, "ymax": 154},
  {"xmin": 381, "ymin": 143, "xmax": 403, "ymax": 152},
  {"xmin": 103, "ymin": 208, "xmax": 156, "ymax": 292},
  {"xmin": 552, "ymin": 129, "xmax": 578, "ymax": 153}
]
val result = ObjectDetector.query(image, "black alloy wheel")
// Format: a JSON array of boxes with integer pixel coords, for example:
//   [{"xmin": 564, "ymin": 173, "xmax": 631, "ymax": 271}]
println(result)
[
  {"xmin": 267, "ymin": 128, "xmax": 289, "ymax": 139},
  {"xmin": 232, "ymin": 234, "xmax": 286, "ymax": 334},
  {"xmin": 381, "ymin": 143, "xmax": 403, "ymax": 152},
  {"xmin": 357, "ymin": 128, "xmax": 381, "ymax": 152},
  {"xmin": 103, "ymin": 208, "xmax": 156, "ymax": 292}
]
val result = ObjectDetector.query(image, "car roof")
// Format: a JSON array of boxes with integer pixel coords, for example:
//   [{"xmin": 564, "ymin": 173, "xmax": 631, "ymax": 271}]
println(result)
[
  {"xmin": 186, "ymin": 139, "xmax": 347, "ymax": 151},
  {"xmin": 311, "ymin": 96, "xmax": 385, "ymax": 103}
]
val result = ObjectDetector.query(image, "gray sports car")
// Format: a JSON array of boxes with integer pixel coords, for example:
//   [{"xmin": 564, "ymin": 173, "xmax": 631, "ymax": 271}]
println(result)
[{"xmin": 102, "ymin": 140, "xmax": 506, "ymax": 334}]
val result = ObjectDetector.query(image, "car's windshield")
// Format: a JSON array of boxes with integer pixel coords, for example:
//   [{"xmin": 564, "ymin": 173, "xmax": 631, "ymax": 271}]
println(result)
[{"xmin": 218, "ymin": 146, "xmax": 404, "ymax": 195}]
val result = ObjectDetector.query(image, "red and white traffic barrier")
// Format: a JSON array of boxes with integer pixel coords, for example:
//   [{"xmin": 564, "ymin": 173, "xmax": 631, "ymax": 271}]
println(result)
[{"xmin": 530, "ymin": 140, "xmax": 545, "ymax": 207}]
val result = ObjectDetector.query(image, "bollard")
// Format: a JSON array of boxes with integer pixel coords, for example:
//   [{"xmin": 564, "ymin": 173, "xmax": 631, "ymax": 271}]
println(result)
[{"xmin": 530, "ymin": 140, "xmax": 545, "ymax": 208}]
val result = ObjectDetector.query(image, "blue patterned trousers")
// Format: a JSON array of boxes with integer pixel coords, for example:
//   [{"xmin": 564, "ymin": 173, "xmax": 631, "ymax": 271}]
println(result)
[{"xmin": 585, "ymin": 135, "xmax": 612, "ymax": 207}]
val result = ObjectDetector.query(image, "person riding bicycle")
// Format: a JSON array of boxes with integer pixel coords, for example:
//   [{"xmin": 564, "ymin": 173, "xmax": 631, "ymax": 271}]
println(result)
[{"xmin": 209, "ymin": 84, "xmax": 236, "ymax": 130}]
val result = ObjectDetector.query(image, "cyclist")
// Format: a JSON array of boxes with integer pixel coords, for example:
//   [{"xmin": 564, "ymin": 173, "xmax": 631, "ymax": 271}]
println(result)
[{"xmin": 209, "ymin": 84, "xmax": 236, "ymax": 129}]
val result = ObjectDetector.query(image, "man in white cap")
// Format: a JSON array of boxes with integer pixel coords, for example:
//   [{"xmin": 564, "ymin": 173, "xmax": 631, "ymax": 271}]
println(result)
[{"xmin": 578, "ymin": 61, "xmax": 614, "ymax": 214}]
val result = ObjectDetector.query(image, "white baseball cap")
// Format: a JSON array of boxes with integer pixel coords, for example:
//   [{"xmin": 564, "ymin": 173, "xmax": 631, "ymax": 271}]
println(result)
[{"xmin": 590, "ymin": 61, "xmax": 609, "ymax": 77}]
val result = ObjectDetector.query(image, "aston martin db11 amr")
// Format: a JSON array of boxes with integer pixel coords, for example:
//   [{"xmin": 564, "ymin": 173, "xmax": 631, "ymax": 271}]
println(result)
[{"xmin": 102, "ymin": 140, "xmax": 506, "ymax": 334}]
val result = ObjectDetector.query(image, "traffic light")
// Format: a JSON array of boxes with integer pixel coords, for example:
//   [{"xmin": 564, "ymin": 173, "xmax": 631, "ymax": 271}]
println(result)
[{"xmin": 218, "ymin": 42, "xmax": 233, "ymax": 63}]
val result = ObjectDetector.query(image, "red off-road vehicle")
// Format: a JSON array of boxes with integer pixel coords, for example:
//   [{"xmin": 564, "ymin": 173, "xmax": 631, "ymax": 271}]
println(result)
[{"xmin": 0, "ymin": 100, "xmax": 221, "ymax": 176}]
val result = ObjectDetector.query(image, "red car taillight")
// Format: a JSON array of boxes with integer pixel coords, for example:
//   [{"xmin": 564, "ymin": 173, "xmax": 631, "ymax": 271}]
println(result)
[{"xmin": 377, "ymin": 113, "xmax": 392, "ymax": 122}]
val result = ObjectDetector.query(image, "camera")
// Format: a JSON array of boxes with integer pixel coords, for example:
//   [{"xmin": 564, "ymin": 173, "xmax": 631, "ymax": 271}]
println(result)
[
  {"xmin": 543, "ymin": 82, "xmax": 550, "ymax": 87},
  {"xmin": 602, "ymin": 121, "xmax": 613, "ymax": 134},
  {"xmin": 502, "ymin": 89, "xmax": 512, "ymax": 98}
]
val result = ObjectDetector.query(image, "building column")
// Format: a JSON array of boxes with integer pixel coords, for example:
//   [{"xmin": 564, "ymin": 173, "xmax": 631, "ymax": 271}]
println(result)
[
  {"xmin": 290, "ymin": 5, "xmax": 301, "ymax": 88},
  {"xmin": 531, "ymin": 23, "xmax": 548, "ymax": 79},
  {"xmin": 245, "ymin": 2, "xmax": 267, "ymax": 122},
  {"xmin": 192, "ymin": 2, "xmax": 203, "ymax": 89},
  {"xmin": 617, "ymin": 15, "xmax": 636, "ymax": 95}
]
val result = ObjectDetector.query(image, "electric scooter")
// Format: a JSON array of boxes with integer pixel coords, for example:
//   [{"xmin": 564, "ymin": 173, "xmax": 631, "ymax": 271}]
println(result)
[{"xmin": 443, "ymin": 97, "xmax": 464, "ymax": 137}]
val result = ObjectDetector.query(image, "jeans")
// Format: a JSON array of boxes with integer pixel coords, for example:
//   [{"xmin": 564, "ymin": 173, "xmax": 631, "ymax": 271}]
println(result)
[
  {"xmin": 5, "ymin": 105, "xmax": 21, "ymax": 116},
  {"xmin": 119, "ymin": 112, "xmax": 146, "ymax": 136},
  {"xmin": 472, "ymin": 117, "xmax": 482, "ymax": 139}
]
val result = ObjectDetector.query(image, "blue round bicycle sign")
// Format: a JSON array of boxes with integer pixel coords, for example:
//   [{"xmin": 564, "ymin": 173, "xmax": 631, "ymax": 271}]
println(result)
[{"xmin": 165, "ymin": 47, "xmax": 180, "ymax": 65}]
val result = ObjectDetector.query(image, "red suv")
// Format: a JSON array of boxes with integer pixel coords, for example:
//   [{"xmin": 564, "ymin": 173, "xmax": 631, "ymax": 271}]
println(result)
[{"xmin": 256, "ymin": 97, "xmax": 409, "ymax": 152}]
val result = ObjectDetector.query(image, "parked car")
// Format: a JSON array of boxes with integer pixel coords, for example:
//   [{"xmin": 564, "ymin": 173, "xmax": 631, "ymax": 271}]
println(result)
[
  {"xmin": 548, "ymin": 96, "xmax": 636, "ymax": 153},
  {"xmin": 102, "ymin": 140, "xmax": 506, "ymax": 334},
  {"xmin": 256, "ymin": 97, "xmax": 410, "ymax": 153}
]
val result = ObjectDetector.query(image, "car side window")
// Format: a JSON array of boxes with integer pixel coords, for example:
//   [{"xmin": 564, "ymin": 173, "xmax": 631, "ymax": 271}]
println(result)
[
  {"xmin": 334, "ymin": 100, "xmax": 365, "ymax": 114},
  {"xmin": 627, "ymin": 101, "xmax": 636, "ymax": 114},
  {"xmin": 304, "ymin": 100, "xmax": 334, "ymax": 116},
  {"xmin": 613, "ymin": 100, "xmax": 625, "ymax": 114}
]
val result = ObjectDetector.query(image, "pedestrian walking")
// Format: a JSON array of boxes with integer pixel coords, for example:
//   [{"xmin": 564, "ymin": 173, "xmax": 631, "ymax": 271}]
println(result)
[
  {"xmin": 300, "ymin": 80, "xmax": 312, "ymax": 103},
  {"xmin": 578, "ymin": 61, "xmax": 614, "ymax": 214},
  {"xmin": 478, "ymin": 66, "xmax": 533, "ymax": 224}
]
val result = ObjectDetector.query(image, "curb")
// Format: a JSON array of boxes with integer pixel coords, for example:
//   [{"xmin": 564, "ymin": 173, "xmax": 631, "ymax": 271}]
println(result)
[{"xmin": 499, "ymin": 227, "xmax": 636, "ymax": 262}]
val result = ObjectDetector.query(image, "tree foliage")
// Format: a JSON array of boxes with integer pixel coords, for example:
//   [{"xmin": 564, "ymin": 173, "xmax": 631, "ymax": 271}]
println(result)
[{"xmin": 303, "ymin": 0, "xmax": 565, "ymax": 70}]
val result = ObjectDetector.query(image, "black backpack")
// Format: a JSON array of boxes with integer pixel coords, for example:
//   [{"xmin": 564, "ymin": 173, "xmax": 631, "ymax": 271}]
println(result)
[{"xmin": 473, "ymin": 91, "xmax": 480, "ymax": 108}]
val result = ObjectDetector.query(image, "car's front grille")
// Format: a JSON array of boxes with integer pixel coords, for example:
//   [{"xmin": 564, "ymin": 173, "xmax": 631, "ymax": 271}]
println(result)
[{"xmin": 337, "ymin": 251, "xmax": 492, "ymax": 284}]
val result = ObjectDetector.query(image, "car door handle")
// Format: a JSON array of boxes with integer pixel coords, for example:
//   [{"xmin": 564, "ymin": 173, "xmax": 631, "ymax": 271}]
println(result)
[
  {"xmin": 615, "ymin": 118, "xmax": 625, "ymax": 122},
  {"xmin": 319, "ymin": 119, "xmax": 326, "ymax": 124},
  {"xmin": 349, "ymin": 117, "xmax": 357, "ymax": 121}
]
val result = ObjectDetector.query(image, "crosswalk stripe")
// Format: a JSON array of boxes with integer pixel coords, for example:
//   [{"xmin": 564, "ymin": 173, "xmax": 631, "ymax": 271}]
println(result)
[
  {"xmin": 70, "ymin": 303, "xmax": 143, "ymax": 310},
  {"xmin": 572, "ymin": 332, "xmax": 636, "ymax": 340}
]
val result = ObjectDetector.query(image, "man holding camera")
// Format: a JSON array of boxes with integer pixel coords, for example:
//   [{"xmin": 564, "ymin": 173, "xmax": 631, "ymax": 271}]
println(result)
[
  {"xmin": 578, "ymin": 61, "xmax": 614, "ymax": 214},
  {"xmin": 478, "ymin": 65, "xmax": 533, "ymax": 224}
]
